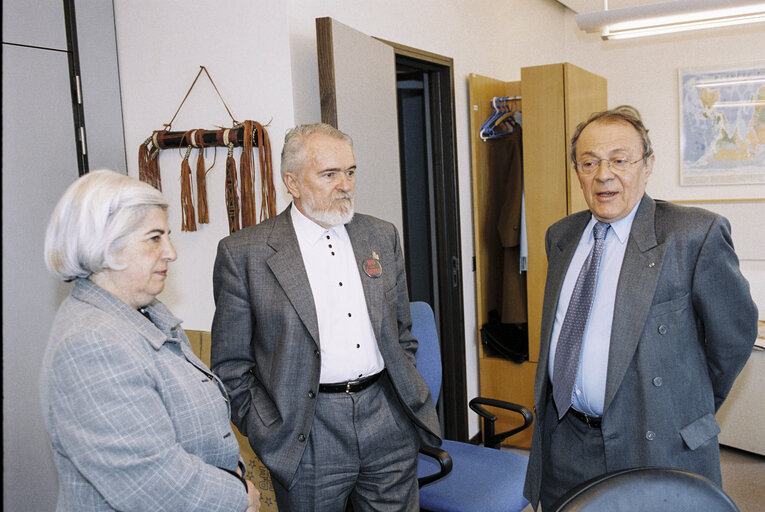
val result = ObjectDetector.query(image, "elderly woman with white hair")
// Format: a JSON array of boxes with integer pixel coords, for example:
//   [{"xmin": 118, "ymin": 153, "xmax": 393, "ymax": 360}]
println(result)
[{"xmin": 40, "ymin": 170, "xmax": 260, "ymax": 512}]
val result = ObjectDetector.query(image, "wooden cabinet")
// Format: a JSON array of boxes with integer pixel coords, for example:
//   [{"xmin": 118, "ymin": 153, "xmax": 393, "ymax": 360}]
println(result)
[{"xmin": 469, "ymin": 63, "xmax": 606, "ymax": 448}]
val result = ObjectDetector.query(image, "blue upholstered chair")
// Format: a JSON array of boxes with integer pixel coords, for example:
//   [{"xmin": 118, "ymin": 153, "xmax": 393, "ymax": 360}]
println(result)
[
  {"xmin": 549, "ymin": 467, "xmax": 739, "ymax": 512},
  {"xmin": 410, "ymin": 301, "xmax": 533, "ymax": 512}
]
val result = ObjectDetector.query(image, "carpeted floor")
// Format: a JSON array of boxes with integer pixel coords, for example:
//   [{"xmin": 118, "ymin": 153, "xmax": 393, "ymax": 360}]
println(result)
[{"xmin": 513, "ymin": 444, "xmax": 765, "ymax": 511}]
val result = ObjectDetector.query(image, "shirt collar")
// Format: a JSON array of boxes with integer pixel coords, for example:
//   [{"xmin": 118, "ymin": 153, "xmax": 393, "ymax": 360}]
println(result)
[
  {"xmin": 290, "ymin": 202, "xmax": 350, "ymax": 245},
  {"xmin": 74, "ymin": 278, "xmax": 183, "ymax": 350},
  {"xmin": 586, "ymin": 203, "xmax": 639, "ymax": 245}
]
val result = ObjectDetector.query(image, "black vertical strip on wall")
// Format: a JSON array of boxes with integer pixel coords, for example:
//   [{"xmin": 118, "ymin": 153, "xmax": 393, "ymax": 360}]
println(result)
[{"xmin": 62, "ymin": 0, "xmax": 88, "ymax": 175}]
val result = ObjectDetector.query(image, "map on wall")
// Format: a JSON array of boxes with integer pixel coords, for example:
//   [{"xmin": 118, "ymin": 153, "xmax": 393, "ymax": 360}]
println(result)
[{"xmin": 680, "ymin": 64, "xmax": 765, "ymax": 186}]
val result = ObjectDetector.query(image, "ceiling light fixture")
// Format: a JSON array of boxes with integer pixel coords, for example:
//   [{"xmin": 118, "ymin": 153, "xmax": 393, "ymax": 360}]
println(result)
[{"xmin": 575, "ymin": 0, "xmax": 765, "ymax": 40}]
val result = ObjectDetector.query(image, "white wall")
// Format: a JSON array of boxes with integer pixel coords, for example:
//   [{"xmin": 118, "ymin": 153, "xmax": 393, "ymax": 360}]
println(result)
[
  {"xmin": 114, "ymin": 0, "xmax": 295, "ymax": 332},
  {"xmin": 112, "ymin": 1, "xmax": 764, "ymax": 441}
]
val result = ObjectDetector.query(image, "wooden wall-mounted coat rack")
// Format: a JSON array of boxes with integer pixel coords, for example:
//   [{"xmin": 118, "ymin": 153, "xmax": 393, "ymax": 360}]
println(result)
[{"xmin": 138, "ymin": 66, "xmax": 276, "ymax": 234}]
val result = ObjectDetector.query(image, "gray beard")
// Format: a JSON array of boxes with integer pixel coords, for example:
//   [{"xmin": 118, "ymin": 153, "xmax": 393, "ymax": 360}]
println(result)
[{"xmin": 303, "ymin": 196, "xmax": 354, "ymax": 227}]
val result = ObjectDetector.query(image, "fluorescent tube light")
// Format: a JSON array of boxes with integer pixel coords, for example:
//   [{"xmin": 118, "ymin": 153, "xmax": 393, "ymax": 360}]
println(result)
[{"xmin": 575, "ymin": 0, "xmax": 765, "ymax": 40}]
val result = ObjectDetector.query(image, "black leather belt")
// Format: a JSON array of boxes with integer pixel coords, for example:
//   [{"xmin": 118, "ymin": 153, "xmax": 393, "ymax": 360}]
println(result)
[
  {"xmin": 319, "ymin": 370, "xmax": 385, "ymax": 394},
  {"xmin": 568, "ymin": 408, "xmax": 602, "ymax": 429}
]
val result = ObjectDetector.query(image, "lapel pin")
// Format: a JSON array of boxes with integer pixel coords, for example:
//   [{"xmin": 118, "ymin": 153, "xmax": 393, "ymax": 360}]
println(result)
[
  {"xmin": 363, "ymin": 251, "xmax": 382, "ymax": 278},
  {"xmin": 648, "ymin": 262, "xmax": 655, "ymax": 268}
]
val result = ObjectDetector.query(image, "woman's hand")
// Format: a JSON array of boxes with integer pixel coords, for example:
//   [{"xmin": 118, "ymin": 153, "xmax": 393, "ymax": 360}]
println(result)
[{"xmin": 244, "ymin": 480, "xmax": 260, "ymax": 512}]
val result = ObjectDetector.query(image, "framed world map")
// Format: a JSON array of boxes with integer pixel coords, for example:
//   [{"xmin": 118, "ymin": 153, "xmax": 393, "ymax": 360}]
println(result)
[{"xmin": 679, "ymin": 63, "xmax": 765, "ymax": 186}]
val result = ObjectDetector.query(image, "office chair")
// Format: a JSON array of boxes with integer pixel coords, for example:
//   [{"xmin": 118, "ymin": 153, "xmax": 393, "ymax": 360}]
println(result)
[
  {"xmin": 549, "ymin": 466, "xmax": 739, "ymax": 512},
  {"xmin": 410, "ymin": 301, "xmax": 533, "ymax": 512}
]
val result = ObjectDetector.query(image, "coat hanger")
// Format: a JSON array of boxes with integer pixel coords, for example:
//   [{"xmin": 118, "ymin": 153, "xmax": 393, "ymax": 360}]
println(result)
[{"xmin": 479, "ymin": 96, "xmax": 521, "ymax": 141}]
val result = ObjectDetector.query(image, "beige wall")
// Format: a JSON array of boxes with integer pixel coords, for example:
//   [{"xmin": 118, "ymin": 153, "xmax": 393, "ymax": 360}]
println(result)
[{"xmin": 113, "ymin": 0, "xmax": 764, "ymax": 439}]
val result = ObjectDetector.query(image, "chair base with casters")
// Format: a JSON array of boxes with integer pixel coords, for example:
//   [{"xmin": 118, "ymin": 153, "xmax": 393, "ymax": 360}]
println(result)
[
  {"xmin": 410, "ymin": 301, "xmax": 533, "ymax": 512},
  {"xmin": 549, "ymin": 466, "xmax": 739, "ymax": 512}
]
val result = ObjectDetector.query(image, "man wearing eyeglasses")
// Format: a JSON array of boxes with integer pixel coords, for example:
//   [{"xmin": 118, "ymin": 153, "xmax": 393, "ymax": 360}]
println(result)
[{"xmin": 523, "ymin": 106, "xmax": 758, "ymax": 510}]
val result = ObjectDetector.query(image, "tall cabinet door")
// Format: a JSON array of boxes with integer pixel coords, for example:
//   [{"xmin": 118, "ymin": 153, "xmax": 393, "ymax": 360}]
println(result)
[{"xmin": 522, "ymin": 62, "xmax": 606, "ymax": 363}]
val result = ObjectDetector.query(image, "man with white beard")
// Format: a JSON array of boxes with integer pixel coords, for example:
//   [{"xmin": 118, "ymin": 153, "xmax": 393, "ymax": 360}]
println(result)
[{"xmin": 211, "ymin": 123, "xmax": 442, "ymax": 512}]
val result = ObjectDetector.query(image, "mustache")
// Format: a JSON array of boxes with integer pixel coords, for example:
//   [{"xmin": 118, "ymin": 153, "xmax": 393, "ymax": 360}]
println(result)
[{"xmin": 332, "ymin": 193, "xmax": 353, "ymax": 202}]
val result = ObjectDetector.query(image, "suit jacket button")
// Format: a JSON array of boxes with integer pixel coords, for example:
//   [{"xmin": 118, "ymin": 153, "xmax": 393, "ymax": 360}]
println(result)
[
  {"xmin": 308, "ymin": 390, "xmax": 316, "ymax": 399},
  {"xmin": 314, "ymin": 349, "xmax": 320, "ymax": 358},
  {"xmin": 298, "ymin": 434, "xmax": 306, "ymax": 442},
  {"xmin": 645, "ymin": 431, "xmax": 656, "ymax": 441},
  {"xmin": 652, "ymin": 377, "xmax": 663, "ymax": 387},
  {"xmin": 658, "ymin": 324, "xmax": 668, "ymax": 335}
]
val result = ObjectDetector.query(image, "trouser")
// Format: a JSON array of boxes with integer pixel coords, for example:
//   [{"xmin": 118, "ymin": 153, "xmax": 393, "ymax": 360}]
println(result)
[
  {"xmin": 273, "ymin": 373, "xmax": 420, "ymax": 512},
  {"xmin": 540, "ymin": 409, "xmax": 607, "ymax": 511}
]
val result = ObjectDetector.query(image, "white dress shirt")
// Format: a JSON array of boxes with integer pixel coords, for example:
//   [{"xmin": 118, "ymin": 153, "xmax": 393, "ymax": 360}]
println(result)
[
  {"xmin": 291, "ymin": 205, "xmax": 385, "ymax": 383},
  {"xmin": 548, "ymin": 204, "xmax": 638, "ymax": 417}
]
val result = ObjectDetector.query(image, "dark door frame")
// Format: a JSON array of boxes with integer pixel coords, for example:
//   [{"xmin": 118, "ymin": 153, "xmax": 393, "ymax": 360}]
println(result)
[{"xmin": 379, "ymin": 40, "xmax": 468, "ymax": 442}]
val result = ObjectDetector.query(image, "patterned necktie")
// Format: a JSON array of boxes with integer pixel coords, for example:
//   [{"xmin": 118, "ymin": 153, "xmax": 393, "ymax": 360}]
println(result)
[{"xmin": 553, "ymin": 221, "xmax": 610, "ymax": 419}]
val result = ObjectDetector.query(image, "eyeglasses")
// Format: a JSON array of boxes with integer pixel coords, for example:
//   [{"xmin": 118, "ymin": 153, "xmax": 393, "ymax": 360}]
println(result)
[{"xmin": 576, "ymin": 156, "xmax": 644, "ymax": 174}]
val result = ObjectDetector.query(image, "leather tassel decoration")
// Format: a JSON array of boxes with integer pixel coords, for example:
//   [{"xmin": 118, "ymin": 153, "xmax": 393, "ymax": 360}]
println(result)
[
  {"xmin": 225, "ymin": 142, "xmax": 241, "ymax": 234},
  {"xmin": 196, "ymin": 145, "xmax": 209, "ymax": 224},
  {"xmin": 239, "ymin": 121, "xmax": 257, "ymax": 228},
  {"xmin": 138, "ymin": 136, "xmax": 162, "ymax": 191},
  {"xmin": 180, "ymin": 146, "xmax": 197, "ymax": 232},
  {"xmin": 254, "ymin": 122, "xmax": 277, "ymax": 221},
  {"xmin": 138, "ymin": 138, "xmax": 152, "ymax": 185},
  {"xmin": 149, "ymin": 145, "xmax": 162, "ymax": 191}
]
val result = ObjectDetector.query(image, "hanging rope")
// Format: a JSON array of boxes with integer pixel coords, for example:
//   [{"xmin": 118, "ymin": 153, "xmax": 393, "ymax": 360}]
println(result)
[
  {"xmin": 163, "ymin": 66, "xmax": 238, "ymax": 131},
  {"xmin": 136, "ymin": 66, "xmax": 275, "ymax": 233}
]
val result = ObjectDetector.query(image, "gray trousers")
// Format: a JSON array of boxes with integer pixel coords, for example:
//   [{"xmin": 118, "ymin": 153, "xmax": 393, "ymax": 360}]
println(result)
[
  {"xmin": 273, "ymin": 373, "xmax": 420, "ymax": 512},
  {"xmin": 540, "ymin": 410, "xmax": 607, "ymax": 511}
]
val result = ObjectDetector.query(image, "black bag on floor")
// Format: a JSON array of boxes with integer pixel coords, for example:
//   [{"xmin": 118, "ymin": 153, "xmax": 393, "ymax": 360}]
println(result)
[{"xmin": 480, "ymin": 309, "xmax": 528, "ymax": 363}]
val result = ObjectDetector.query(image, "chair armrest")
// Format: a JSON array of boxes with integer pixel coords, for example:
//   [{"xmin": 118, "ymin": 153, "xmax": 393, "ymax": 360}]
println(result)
[
  {"xmin": 469, "ymin": 397, "xmax": 533, "ymax": 449},
  {"xmin": 417, "ymin": 444, "xmax": 453, "ymax": 487}
]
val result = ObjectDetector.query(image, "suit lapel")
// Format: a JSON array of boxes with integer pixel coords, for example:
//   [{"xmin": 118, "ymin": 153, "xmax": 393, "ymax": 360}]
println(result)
[
  {"xmin": 604, "ymin": 195, "xmax": 665, "ymax": 412},
  {"xmin": 265, "ymin": 206, "xmax": 321, "ymax": 347},
  {"xmin": 346, "ymin": 217, "xmax": 384, "ymax": 341}
]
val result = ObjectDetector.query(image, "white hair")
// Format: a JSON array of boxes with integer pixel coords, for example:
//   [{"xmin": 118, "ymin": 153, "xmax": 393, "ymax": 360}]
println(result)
[
  {"xmin": 280, "ymin": 123, "xmax": 353, "ymax": 181},
  {"xmin": 44, "ymin": 170, "xmax": 168, "ymax": 281}
]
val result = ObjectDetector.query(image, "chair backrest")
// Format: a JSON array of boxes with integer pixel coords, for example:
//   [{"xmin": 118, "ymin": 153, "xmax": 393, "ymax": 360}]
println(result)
[
  {"xmin": 410, "ymin": 301, "xmax": 442, "ymax": 403},
  {"xmin": 550, "ymin": 467, "xmax": 739, "ymax": 512}
]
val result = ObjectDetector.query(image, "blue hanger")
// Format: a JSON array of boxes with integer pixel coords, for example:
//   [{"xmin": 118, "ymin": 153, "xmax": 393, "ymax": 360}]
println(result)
[{"xmin": 479, "ymin": 96, "xmax": 521, "ymax": 140}]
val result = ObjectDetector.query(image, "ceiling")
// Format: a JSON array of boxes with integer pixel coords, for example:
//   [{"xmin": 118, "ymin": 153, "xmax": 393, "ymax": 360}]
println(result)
[{"xmin": 556, "ymin": 0, "xmax": 661, "ymax": 15}]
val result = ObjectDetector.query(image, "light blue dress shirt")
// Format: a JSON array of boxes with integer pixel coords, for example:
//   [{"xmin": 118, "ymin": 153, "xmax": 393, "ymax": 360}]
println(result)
[{"xmin": 548, "ymin": 204, "xmax": 638, "ymax": 417}]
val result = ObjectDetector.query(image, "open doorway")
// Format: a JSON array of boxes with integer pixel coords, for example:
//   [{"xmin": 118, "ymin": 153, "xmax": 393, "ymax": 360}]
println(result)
[{"xmin": 392, "ymin": 47, "xmax": 468, "ymax": 442}]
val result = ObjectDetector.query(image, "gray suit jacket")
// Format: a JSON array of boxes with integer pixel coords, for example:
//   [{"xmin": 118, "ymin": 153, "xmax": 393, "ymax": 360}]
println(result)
[
  {"xmin": 40, "ymin": 279, "xmax": 247, "ymax": 511},
  {"xmin": 211, "ymin": 205, "xmax": 441, "ymax": 489},
  {"xmin": 523, "ymin": 195, "xmax": 758, "ymax": 508}
]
